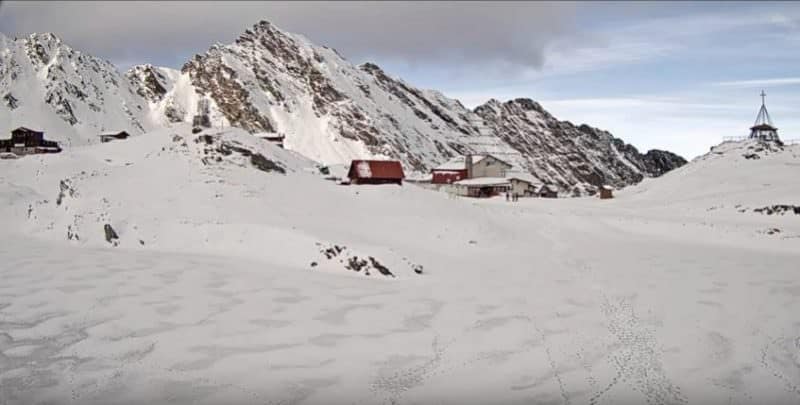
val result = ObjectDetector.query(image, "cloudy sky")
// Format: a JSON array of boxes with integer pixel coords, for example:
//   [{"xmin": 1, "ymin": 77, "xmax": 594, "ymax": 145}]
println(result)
[{"xmin": 1, "ymin": 1, "xmax": 799, "ymax": 159}]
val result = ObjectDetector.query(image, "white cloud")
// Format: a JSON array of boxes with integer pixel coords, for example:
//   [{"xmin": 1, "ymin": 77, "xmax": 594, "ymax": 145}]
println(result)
[
  {"xmin": 0, "ymin": 1, "xmax": 578, "ymax": 71},
  {"xmin": 714, "ymin": 78, "xmax": 800, "ymax": 88}
]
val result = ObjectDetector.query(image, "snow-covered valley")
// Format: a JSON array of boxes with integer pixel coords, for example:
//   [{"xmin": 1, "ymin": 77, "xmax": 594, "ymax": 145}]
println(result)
[{"xmin": 1, "ymin": 126, "xmax": 798, "ymax": 404}]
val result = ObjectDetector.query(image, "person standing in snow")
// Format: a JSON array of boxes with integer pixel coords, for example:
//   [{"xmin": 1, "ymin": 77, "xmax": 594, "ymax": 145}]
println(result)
[{"xmin": 506, "ymin": 192, "xmax": 510, "ymax": 201}]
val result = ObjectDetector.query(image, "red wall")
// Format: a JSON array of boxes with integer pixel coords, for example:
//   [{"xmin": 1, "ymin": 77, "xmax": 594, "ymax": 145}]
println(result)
[{"xmin": 431, "ymin": 170, "xmax": 467, "ymax": 184}]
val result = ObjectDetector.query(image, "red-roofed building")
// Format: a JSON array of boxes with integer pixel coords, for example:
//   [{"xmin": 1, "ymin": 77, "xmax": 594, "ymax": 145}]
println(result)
[{"xmin": 347, "ymin": 160, "xmax": 405, "ymax": 185}]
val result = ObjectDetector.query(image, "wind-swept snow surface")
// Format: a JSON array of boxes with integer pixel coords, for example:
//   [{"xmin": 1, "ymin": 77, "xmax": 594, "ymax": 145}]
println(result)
[{"xmin": 0, "ymin": 135, "xmax": 798, "ymax": 404}]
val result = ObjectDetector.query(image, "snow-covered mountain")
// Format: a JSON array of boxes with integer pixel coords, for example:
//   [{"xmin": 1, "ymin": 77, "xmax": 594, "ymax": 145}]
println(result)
[
  {"xmin": 0, "ymin": 32, "xmax": 154, "ymax": 147},
  {"xmin": 0, "ymin": 21, "xmax": 686, "ymax": 193},
  {"xmin": 474, "ymin": 98, "xmax": 687, "ymax": 194}
]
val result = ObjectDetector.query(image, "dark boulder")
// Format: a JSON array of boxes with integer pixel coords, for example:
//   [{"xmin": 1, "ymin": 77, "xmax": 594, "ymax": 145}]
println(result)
[{"xmin": 104, "ymin": 224, "xmax": 119, "ymax": 245}]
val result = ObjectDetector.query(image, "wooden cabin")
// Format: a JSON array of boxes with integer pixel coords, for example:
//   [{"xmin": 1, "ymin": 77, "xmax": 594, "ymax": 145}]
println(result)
[{"xmin": 599, "ymin": 185, "xmax": 614, "ymax": 199}]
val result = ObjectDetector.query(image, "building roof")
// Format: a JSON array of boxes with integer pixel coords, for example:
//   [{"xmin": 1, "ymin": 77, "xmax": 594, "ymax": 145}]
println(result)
[
  {"xmin": 505, "ymin": 171, "xmax": 537, "ymax": 184},
  {"xmin": 507, "ymin": 177, "xmax": 535, "ymax": 186},
  {"xmin": 254, "ymin": 132, "xmax": 285, "ymax": 140},
  {"xmin": 750, "ymin": 123, "xmax": 778, "ymax": 131},
  {"xmin": 601, "ymin": 185, "xmax": 614, "ymax": 190},
  {"xmin": 99, "ymin": 131, "xmax": 130, "ymax": 137},
  {"xmin": 12, "ymin": 126, "xmax": 43, "ymax": 134},
  {"xmin": 453, "ymin": 177, "xmax": 510, "ymax": 187},
  {"xmin": 433, "ymin": 155, "xmax": 472, "ymax": 171},
  {"xmin": 538, "ymin": 184, "xmax": 558, "ymax": 192},
  {"xmin": 432, "ymin": 154, "xmax": 512, "ymax": 171},
  {"xmin": 347, "ymin": 160, "xmax": 405, "ymax": 179}
]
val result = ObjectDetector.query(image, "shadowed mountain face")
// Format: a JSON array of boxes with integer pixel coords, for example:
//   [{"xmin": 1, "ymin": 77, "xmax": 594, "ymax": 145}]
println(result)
[{"xmin": 0, "ymin": 21, "xmax": 685, "ymax": 193}]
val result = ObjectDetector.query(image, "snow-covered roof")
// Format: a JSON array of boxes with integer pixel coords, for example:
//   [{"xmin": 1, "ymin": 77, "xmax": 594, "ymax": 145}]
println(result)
[
  {"xmin": 434, "ymin": 156, "xmax": 468, "ymax": 170},
  {"xmin": 254, "ymin": 132, "xmax": 285, "ymax": 139},
  {"xmin": 505, "ymin": 171, "xmax": 537, "ymax": 184},
  {"xmin": 453, "ymin": 177, "xmax": 510, "ymax": 186},
  {"xmin": 12, "ymin": 126, "xmax": 42, "ymax": 134},
  {"xmin": 406, "ymin": 173, "xmax": 433, "ymax": 181},
  {"xmin": 99, "ymin": 131, "xmax": 129, "ymax": 137},
  {"xmin": 432, "ymin": 154, "xmax": 501, "ymax": 171}
]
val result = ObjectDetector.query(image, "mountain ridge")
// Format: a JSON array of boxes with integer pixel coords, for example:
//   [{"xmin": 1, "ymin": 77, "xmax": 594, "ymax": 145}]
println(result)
[{"xmin": 0, "ymin": 22, "xmax": 686, "ymax": 193}]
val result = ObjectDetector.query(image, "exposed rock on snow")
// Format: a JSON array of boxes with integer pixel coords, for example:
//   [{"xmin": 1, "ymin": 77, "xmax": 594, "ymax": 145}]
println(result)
[
  {"xmin": 3, "ymin": 93, "xmax": 18, "ymax": 109},
  {"xmin": 250, "ymin": 153, "xmax": 286, "ymax": 174},
  {"xmin": 753, "ymin": 205, "xmax": 800, "ymax": 216},
  {"xmin": 103, "ymin": 223, "xmax": 119, "ymax": 245},
  {"xmin": 314, "ymin": 243, "xmax": 413, "ymax": 278},
  {"xmin": 56, "ymin": 179, "xmax": 75, "ymax": 206},
  {"xmin": 195, "ymin": 130, "xmax": 288, "ymax": 174}
]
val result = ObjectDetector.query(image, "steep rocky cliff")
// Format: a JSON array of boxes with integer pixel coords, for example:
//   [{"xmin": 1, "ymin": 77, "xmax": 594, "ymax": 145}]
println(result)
[{"xmin": 474, "ymin": 98, "xmax": 686, "ymax": 192}]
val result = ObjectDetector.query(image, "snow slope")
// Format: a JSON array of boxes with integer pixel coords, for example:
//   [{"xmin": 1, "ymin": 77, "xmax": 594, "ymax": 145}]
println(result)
[
  {"xmin": 0, "ymin": 33, "xmax": 155, "ymax": 146},
  {"xmin": 624, "ymin": 139, "xmax": 799, "ymax": 208},
  {"xmin": 0, "ymin": 134, "xmax": 798, "ymax": 404}
]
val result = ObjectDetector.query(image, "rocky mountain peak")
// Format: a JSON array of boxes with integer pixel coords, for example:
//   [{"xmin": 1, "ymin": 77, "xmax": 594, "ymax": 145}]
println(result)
[
  {"xmin": 1, "ymin": 22, "xmax": 687, "ymax": 194},
  {"xmin": 359, "ymin": 62, "xmax": 383, "ymax": 75},
  {"xmin": 22, "ymin": 32, "xmax": 66, "ymax": 68},
  {"xmin": 125, "ymin": 64, "xmax": 169, "ymax": 102},
  {"xmin": 26, "ymin": 32, "xmax": 63, "ymax": 46},
  {"xmin": 509, "ymin": 98, "xmax": 545, "ymax": 113}
]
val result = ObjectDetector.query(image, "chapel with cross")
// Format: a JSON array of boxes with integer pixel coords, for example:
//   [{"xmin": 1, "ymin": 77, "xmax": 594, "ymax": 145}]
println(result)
[{"xmin": 749, "ymin": 90, "xmax": 780, "ymax": 142}]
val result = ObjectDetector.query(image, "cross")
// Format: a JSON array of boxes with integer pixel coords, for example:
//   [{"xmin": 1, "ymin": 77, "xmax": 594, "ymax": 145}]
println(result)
[{"xmin": 761, "ymin": 90, "xmax": 766, "ymax": 105}]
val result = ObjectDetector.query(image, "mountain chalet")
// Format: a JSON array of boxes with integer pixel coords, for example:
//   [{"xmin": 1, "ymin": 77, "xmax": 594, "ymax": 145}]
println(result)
[
  {"xmin": 0, "ymin": 127, "xmax": 61, "ymax": 156},
  {"xmin": 429, "ymin": 154, "xmax": 550, "ymax": 198}
]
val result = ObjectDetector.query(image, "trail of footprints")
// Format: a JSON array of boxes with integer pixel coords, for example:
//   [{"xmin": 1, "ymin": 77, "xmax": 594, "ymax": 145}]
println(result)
[
  {"xmin": 760, "ymin": 335, "xmax": 800, "ymax": 398},
  {"xmin": 591, "ymin": 296, "xmax": 688, "ymax": 405}
]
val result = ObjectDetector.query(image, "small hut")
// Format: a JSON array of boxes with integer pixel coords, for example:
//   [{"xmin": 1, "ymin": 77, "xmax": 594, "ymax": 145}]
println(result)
[
  {"xmin": 255, "ymin": 133, "xmax": 286, "ymax": 148},
  {"xmin": 99, "ymin": 131, "xmax": 130, "ymax": 143},
  {"xmin": 538, "ymin": 184, "xmax": 558, "ymax": 198},
  {"xmin": 599, "ymin": 185, "xmax": 614, "ymax": 199},
  {"xmin": 347, "ymin": 160, "xmax": 405, "ymax": 185},
  {"xmin": 507, "ymin": 176, "xmax": 536, "ymax": 197}
]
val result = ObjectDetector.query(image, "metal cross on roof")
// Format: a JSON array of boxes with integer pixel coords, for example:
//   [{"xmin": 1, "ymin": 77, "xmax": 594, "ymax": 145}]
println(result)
[{"xmin": 753, "ymin": 90, "xmax": 774, "ymax": 128}]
